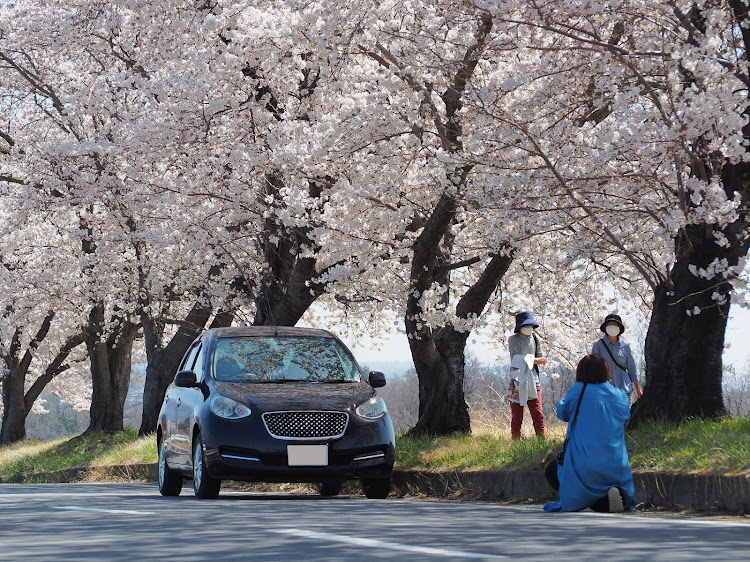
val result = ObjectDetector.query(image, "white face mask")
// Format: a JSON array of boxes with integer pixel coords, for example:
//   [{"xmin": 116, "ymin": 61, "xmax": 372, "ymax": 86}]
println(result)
[
  {"xmin": 520, "ymin": 326, "xmax": 534, "ymax": 336},
  {"xmin": 605, "ymin": 325, "xmax": 621, "ymax": 337}
]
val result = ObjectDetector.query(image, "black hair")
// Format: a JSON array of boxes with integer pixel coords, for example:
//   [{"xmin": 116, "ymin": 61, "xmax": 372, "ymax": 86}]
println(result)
[{"xmin": 576, "ymin": 354, "xmax": 612, "ymax": 384}]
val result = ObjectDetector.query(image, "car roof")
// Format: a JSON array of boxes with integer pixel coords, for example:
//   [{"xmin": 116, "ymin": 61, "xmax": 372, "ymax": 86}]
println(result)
[{"xmin": 206, "ymin": 326, "xmax": 338, "ymax": 339}]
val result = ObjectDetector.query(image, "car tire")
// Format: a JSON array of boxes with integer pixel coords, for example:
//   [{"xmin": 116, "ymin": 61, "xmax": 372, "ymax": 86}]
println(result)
[
  {"xmin": 192, "ymin": 434, "xmax": 221, "ymax": 499},
  {"xmin": 362, "ymin": 474, "xmax": 392, "ymax": 499},
  {"xmin": 158, "ymin": 438, "xmax": 182, "ymax": 497},
  {"xmin": 318, "ymin": 481, "xmax": 343, "ymax": 497}
]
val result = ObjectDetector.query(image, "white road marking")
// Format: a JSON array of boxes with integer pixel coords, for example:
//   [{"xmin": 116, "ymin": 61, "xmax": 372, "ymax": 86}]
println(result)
[
  {"xmin": 54, "ymin": 506, "xmax": 156, "ymax": 515},
  {"xmin": 272, "ymin": 528, "xmax": 507, "ymax": 559}
]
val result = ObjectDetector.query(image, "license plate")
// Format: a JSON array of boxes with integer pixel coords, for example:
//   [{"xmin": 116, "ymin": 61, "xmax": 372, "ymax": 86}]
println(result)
[{"xmin": 287, "ymin": 445, "xmax": 328, "ymax": 466}]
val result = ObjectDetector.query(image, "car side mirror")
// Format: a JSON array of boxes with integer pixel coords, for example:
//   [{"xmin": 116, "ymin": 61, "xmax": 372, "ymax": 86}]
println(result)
[
  {"xmin": 368, "ymin": 371, "xmax": 386, "ymax": 388},
  {"xmin": 174, "ymin": 370, "xmax": 199, "ymax": 388}
]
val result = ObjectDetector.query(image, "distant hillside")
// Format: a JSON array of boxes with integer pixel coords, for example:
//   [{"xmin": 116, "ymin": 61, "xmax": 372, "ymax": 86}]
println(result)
[
  {"xmin": 25, "ymin": 394, "xmax": 89, "ymax": 440},
  {"xmin": 359, "ymin": 360, "xmax": 414, "ymax": 378}
]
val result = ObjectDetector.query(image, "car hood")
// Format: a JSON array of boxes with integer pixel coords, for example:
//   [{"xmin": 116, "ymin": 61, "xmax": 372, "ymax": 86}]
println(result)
[{"xmin": 212, "ymin": 380, "xmax": 376, "ymax": 412}]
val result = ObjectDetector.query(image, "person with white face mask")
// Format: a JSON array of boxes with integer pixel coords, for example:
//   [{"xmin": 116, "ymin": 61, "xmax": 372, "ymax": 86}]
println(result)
[
  {"xmin": 592, "ymin": 314, "xmax": 643, "ymax": 403},
  {"xmin": 506, "ymin": 311, "xmax": 547, "ymax": 439}
]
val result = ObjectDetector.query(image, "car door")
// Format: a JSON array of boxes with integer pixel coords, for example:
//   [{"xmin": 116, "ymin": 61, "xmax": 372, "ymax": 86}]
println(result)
[
  {"xmin": 160, "ymin": 378, "xmax": 180, "ymax": 463},
  {"xmin": 172, "ymin": 342, "xmax": 202, "ymax": 468},
  {"xmin": 178, "ymin": 342, "xmax": 208, "ymax": 466}
]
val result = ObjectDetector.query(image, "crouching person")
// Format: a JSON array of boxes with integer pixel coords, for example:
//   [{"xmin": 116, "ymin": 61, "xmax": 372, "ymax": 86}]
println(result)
[{"xmin": 544, "ymin": 354, "xmax": 636, "ymax": 513}]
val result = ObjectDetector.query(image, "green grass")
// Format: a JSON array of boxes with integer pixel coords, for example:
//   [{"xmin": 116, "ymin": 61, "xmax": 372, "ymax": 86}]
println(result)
[
  {"xmin": 396, "ymin": 432, "xmax": 560, "ymax": 471},
  {"xmin": 626, "ymin": 417, "xmax": 750, "ymax": 473},
  {"xmin": 0, "ymin": 429, "xmax": 156, "ymax": 481},
  {"xmin": 0, "ymin": 418, "xmax": 748, "ymax": 482},
  {"xmin": 396, "ymin": 417, "xmax": 750, "ymax": 474}
]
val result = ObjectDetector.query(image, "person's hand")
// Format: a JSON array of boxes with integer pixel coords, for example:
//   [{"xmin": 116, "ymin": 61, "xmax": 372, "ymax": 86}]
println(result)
[{"xmin": 535, "ymin": 357, "xmax": 547, "ymax": 365}]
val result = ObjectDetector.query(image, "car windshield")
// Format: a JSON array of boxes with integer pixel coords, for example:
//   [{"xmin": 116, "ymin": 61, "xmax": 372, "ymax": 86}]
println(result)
[{"xmin": 211, "ymin": 336, "xmax": 361, "ymax": 383}]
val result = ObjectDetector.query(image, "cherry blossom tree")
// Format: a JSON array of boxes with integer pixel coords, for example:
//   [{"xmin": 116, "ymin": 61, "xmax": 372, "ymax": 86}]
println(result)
[
  {"xmin": 0, "ymin": 275, "xmax": 85, "ymax": 444},
  {"xmin": 331, "ymin": 4, "xmax": 521, "ymax": 434},
  {"xmin": 0, "ymin": 0, "xmax": 233, "ymax": 434}
]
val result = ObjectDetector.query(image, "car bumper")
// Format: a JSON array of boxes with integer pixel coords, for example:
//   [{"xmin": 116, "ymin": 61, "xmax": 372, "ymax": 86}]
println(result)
[{"xmin": 198, "ymin": 413, "xmax": 396, "ymax": 483}]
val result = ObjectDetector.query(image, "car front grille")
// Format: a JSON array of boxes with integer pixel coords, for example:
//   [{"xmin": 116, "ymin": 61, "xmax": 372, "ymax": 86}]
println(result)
[{"xmin": 262, "ymin": 411, "xmax": 349, "ymax": 440}]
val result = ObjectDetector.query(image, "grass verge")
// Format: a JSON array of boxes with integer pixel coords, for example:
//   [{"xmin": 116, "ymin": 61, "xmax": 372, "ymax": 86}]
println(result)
[
  {"xmin": 0, "ymin": 417, "xmax": 748, "ymax": 482},
  {"xmin": 626, "ymin": 417, "xmax": 750, "ymax": 473},
  {"xmin": 0, "ymin": 429, "xmax": 156, "ymax": 482},
  {"xmin": 397, "ymin": 417, "xmax": 750, "ymax": 473}
]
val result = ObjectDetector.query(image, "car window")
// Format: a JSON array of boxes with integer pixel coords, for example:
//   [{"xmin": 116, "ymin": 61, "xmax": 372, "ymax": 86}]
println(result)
[
  {"xmin": 180, "ymin": 343, "xmax": 201, "ymax": 372},
  {"xmin": 193, "ymin": 344, "xmax": 206, "ymax": 382},
  {"xmin": 212, "ymin": 336, "xmax": 361, "ymax": 383}
]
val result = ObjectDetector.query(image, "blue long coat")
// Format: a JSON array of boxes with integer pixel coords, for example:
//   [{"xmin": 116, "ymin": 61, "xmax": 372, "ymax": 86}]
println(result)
[{"xmin": 544, "ymin": 382, "xmax": 636, "ymax": 512}]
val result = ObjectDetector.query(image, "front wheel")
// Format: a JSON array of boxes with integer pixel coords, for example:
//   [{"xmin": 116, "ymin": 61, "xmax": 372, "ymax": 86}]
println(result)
[
  {"xmin": 362, "ymin": 474, "xmax": 392, "ymax": 499},
  {"xmin": 158, "ymin": 438, "xmax": 182, "ymax": 496},
  {"xmin": 192, "ymin": 435, "xmax": 221, "ymax": 499}
]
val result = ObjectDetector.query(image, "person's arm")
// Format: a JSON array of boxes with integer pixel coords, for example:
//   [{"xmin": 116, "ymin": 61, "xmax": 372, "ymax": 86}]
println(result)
[
  {"xmin": 592, "ymin": 338, "xmax": 602, "ymax": 356},
  {"xmin": 626, "ymin": 344, "xmax": 643, "ymax": 398},
  {"xmin": 633, "ymin": 380, "xmax": 643, "ymax": 398},
  {"xmin": 556, "ymin": 387, "xmax": 577, "ymax": 422},
  {"xmin": 532, "ymin": 334, "xmax": 546, "ymax": 365}
]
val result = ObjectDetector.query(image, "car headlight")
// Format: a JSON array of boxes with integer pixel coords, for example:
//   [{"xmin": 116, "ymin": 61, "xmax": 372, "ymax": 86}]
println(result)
[
  {"xmin": 210, "ymin": 395, "xmax": 251, "ymax": 419},
  {"xmin": 355, "ymin": 396, "xmax": 388, "ymax": 419}
]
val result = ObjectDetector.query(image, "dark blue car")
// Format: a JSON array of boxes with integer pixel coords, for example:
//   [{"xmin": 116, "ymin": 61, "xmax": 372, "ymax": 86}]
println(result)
[{"xmin": 156, "ymin": 326, "xmax": 395, "ymax": 499}]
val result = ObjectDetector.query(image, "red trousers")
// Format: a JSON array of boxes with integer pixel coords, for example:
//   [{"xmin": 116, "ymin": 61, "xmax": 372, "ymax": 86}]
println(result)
[{"xmin": 510, "ymin": 386, "xmax": 546, "ymax": 438}]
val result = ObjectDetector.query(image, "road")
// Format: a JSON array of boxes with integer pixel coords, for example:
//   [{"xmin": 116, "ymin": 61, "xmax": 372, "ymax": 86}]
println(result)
[{"xmin": 0, "ymin": 483, "xmax": 748, "ymax": 561}]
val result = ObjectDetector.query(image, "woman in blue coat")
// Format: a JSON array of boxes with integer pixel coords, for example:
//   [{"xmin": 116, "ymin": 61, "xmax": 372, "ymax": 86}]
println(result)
[{"xmin": 544, "ymin": 354, "xmax": 636, "ymax": 513}]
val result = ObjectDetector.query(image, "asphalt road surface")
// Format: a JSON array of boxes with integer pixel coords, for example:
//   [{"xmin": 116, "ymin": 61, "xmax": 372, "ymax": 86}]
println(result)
[{"xmin": 0, "ymin": 483, "xmax": 748, "ymax": 561}]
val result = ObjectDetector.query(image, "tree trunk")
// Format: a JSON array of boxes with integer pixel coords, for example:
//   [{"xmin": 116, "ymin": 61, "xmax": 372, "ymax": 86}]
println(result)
[
  {"xmin": 408, "ymin": 248, "xmax": 513, "ymax": 436},
  {"xmin": 1, "ymin": 366, "xmax": 27, "ymax": 443},
  {"xmin": 1, "ymin": 334, "xmax": 83, "ymax": 444},
  {"xmin": 139, "ymin": 344, "xmax": 179, "ymax": 437},
  {"xmin": 255, "ymin": 246, "xmax": 324, "ymax": 327},
  {"xmin": 634, "ymin": 205, "xmax": 750, "ymax": 423},
  {"xmin": 0, "ymin": 313, "xmax": 74, "ymax": 445},
  {"xmin": 408, "ymin": 332, "xmax": 469, "ymax": 435},
  {"xmin": 637, "ymin": 282, "xmax": 727, "ymax": 422},
  {"xmin": 405, "ymin": 185, "xmax": 512, "ymax": 437},
  {"xmin": 253, "ymin": 173, "xmax": 326, "ymax": 328},
  {"xmin": 138, "ymin": 300, "xmax": 215, "ymax": 436},
  {"xmin": 85, "ymin": 305, "xmax": 138, "ymax": 434},
  {"xmin": 400, "ymin": 12, "xmax": 494, "ymax": 436}
]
